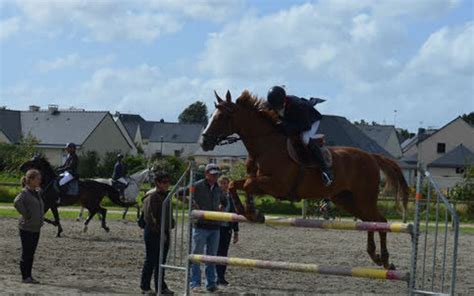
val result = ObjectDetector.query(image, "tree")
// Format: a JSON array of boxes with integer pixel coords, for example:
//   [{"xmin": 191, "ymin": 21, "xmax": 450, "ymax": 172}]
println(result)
[
  {"xmin": 462, "ymin": 112, "xmax": 474, "ymax": 125},
  {"xmin": 178, "ymin": 101, "xmax": 208, "ymax": 125}
]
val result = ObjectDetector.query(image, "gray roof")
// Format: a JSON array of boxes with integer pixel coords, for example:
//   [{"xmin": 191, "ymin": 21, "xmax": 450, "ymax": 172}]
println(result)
[
  {"xmin": 356, "ymin": 124, "xmax": 397, "ymax": 148},
  {"xmin": 0, "ymin": 109, "xmax": 22, "ymax": 143},
  {"xmin": 117, "ymin": 113, "xmax": 146, "ymax": 139},
  {"xmin": 149, "ymin": 122, "xmax": 203, "ymax": 143},
  {"xmin": 194, "ymin": 135, "xmax": 248, "ymax": 157},
  {"xmin": 21, "ymin": 111, "xmax": 108, "ymax": 146},
  {"xmin": 428, "ymin": 144, "xmax": 474, "ymax": 168},
  {"xmin": 319, "ymin": 115, "xmax": 391, "ymax": 155}
]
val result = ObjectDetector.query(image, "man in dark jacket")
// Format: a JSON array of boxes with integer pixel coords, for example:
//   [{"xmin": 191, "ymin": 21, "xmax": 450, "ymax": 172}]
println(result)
[
  {"xmin": 140, "ymin": 171, "xmax": 174, "ymax": 295},
  {"xmin": 186, "ymin": 163, "xmax": 227, "ymax": 293},
  {"xmin": 267, "ymin": 86, "xmax": 333, "ymax": 186},
  {"xmin": 112, "ymin": 154, "xmax": 128, "ymax": 198}
]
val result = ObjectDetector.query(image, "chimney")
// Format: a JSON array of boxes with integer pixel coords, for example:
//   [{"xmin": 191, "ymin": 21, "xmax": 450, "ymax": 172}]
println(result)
[
  {"xmin": 29, "ymin": 105, "xmax": 40, "ymax": 112},
  {"xmin": 417, "ymin": 128, "xmax": 426, "ymax": 144},
  {"xmin": 48, "ymin": 104, "xmax": 59, "ymax": 115}
]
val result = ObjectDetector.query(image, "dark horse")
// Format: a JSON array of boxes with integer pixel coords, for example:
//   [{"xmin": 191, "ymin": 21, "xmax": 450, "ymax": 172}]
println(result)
[
  {"xmin": 201, "ymin": 90, "xmax": 409, "ymax": 270},
  {"xmin": 20, "ymin": 156, "xmax": 134, "ymax": 237}
]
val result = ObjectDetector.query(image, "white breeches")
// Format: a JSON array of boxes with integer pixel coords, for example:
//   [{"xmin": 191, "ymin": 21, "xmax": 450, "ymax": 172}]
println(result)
[
  {"xmin": 301, "ymin": 121, "xmax": 320, "ymax": 145},
  {"xmin": 117, "ymin": 177, "xmax": 128, "ymax": 185},
  {"xmin": 59, "ymin": 172, "xmax": 74, "ymax": 186}
]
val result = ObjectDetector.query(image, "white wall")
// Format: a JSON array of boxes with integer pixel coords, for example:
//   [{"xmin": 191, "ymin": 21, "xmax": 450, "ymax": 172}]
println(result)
[
  {"xmin": 82, "ymin": 115, "xmax": 132, "ymax": 157},
  {"xmin": 145, "ymin": 141, "xmax": 200, "ymax": 158}
]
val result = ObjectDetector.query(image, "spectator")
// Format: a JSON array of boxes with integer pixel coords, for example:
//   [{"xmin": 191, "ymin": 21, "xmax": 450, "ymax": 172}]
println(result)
[
  {"xmin": 216, "ymin": 176, "xmax": 239, "ymax": 286},
  {"xmin": 140, "ymin": 171, "xmax": 174, "ymax": 295},
  {"xmin": 14, "ymin": 169, "xmax": 44, "ymax": 284},
  {"xmin": 187, "ymin": 163, "xmax": 227, "ymax": 293}
]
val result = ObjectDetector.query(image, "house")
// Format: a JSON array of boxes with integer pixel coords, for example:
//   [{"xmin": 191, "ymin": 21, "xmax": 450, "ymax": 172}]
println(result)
[
  {"xmin": 1, "ymin": 106, "xmax": 134, "ymax": 166},
  {"xmin": 117, "ymin": 113, "xmax": 203, "ymax": 158},
  {"xmin": 400, "ymin": 117, "xmax": 474, "ymax": 188},
  {"xmin": 193, "ymin": 136, "xmax": 247, "ymax": 166},
  {"xmin": 356, "ymin": 124, "xmax": 402, "ymax": 158},
  {"xmin": 427, "ymin": 144, "xmax": 474, "ymax": 188}
]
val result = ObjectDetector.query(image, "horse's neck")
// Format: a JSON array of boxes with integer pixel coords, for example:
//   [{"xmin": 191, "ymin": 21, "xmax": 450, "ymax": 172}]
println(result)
[
  {"xmin": 131, "ymin": 170, "xmax": 148, "ymax": 185},
  {"xmin": 239, "ymin": 126, "xmax": 286, "ymax": 159}
]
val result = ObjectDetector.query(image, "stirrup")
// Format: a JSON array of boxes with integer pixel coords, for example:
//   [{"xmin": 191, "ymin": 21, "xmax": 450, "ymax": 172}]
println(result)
[{"xmin": 321, "ymin": 172, "xmax": 333, "ymax": 187}]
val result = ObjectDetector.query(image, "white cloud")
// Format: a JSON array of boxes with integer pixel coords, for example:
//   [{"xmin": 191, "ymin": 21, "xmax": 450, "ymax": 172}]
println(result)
[
  {"xmin": 35, "ymin": 54, "xmax": 116, "ymax": 73},
  {"xmin": 0, "ymin": 17, "xmax": 20, "ymax": 40},
  {"xmin": 6, "ymin": 0, "xmax": 243, "ymax": 42},
  {"xmin": 196, "ymin": 1, "xmax": 471, "ymax": 130}
]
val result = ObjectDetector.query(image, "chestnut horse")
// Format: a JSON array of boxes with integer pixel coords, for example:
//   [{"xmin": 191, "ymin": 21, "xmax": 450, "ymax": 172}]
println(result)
[{"xmin": 201, "ymin": 90, "xmax": 409, "ymax": 270}]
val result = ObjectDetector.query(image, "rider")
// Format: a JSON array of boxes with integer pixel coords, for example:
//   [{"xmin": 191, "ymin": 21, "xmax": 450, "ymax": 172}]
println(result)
[
  {"xmin": 112, "ymin": 153, "xmax": 128, "ymax": 199},
  {"xmin": 266, "ymin": 86, "xmax": 333, "ymax": 186},
  {"xmin": 56, "ymin": 142, "xmax": 79, "ymax": 197}
]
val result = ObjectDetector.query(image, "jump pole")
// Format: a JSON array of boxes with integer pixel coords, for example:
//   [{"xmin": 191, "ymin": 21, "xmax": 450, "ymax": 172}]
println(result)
[
  {"xmin": 191, "ymin": 210, "xmax": 413, "ymax": 234},
  {"xmin": 189, "ymin": 255, "xmax": 409, "ymax": 282}
]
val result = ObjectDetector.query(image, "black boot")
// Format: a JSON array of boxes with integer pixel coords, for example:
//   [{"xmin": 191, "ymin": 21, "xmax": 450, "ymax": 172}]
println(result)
[{"xmin": 308, "ymin": 139, "xmax": 333, "ymax": 186}]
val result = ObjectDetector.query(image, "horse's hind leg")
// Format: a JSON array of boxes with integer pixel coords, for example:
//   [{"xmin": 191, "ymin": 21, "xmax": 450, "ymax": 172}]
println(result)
[
  {"xmin": 99, "ymin": 207, "xmax": 110, "ymax": 232},
  {"xmin": 331, "ymin": 191, "xmax": 384, "ymax": 267}
]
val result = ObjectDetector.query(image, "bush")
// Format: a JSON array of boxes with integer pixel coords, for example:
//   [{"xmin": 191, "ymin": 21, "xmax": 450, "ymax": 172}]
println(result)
[
  {"xmin": 227, "ymin": 161, "xmax": 247, "ymax": 181},
  {"xmin": 78, "ymin": 151, "xmax": 100, "ymax": 178},
  {"xmin": 123, "ymin": 154, "xmax": 147, "ymax": 174},
  {"xmin": 0, "ymin": 136, "xmax": 38, "ymax": 173},
  {"xmin": 450, "ymin": 166, "xmax": 474, "ymax": 218},
  {"xmin": 151, "ymin": 156, "xmax": 187, "ymax": 183}
]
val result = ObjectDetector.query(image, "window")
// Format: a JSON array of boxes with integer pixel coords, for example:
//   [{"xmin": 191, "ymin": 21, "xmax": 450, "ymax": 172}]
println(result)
[
  {"xmin": 437, "ymin": 143, "xmax": 446, "ymax": 154},
  {"xmin": 174, "ymin": 150, "xmax": 181, "ymax": 157},
  {"xmin": 209, "ymin": 158, "xmax": 217, "ymax": 164},
  {"xmin": 456, "ymin": 167, "xmax": 465, "ymax": 174}
]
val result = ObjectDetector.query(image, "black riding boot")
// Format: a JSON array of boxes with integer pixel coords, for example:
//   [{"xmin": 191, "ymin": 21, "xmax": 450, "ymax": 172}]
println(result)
[{"xmin": 308, "ymin": 139, "xmax": 333, "ymax": 186}]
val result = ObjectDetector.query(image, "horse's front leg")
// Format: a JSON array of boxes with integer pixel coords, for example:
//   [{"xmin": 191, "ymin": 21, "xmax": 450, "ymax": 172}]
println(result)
[
  {"xmin": 135, "ymin": 204, "xmax": 140, "ymax": 220},
  {"xmin": 50, "ymin": 206, "xmax": 63, "ymax": 237},
  {"xmin": 228, "ymin": 179, "xmax": 246, "ymax": 214}
]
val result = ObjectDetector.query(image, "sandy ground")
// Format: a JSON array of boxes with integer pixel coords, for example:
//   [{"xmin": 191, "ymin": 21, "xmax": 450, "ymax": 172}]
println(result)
[{"xmin": 0, "ymin": 217, "xmax": 472, "ymax": 295}]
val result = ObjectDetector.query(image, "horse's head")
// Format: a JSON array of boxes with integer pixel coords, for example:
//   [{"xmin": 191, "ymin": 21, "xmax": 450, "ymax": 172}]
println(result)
[
  {"xmin": 201, "ymin": 90, "xmax": 238, "ymax": 151},
  {"xmin": 20, "ymin": 155, "xmax": 56, "ymax": 182},
  {"xmin": 201, "ymin": 90, "xmax": 281, "ymax": 151}
]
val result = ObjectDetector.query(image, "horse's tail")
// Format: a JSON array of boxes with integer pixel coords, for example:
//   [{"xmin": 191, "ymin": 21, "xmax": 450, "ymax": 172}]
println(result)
[
  {"xmin": 372, "ymin": 154, "xmax": 409, "ymax": 223},
  {"xmin": 83, "ymin": 180, "xmax": 136, "ymax": 208}
]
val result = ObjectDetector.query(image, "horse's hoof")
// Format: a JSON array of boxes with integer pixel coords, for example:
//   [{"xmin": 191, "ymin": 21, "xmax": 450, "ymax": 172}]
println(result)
[
  {"xmin": 255, "ymin": 211, "xmax": 265, "ymax": 223},
  {"xmin": 104, "ymin": 227, "xmax": 110, "ymax": 232},
  {"xmin": 388, "ymin": 263, "xmax": 396, "ymax": 270}
]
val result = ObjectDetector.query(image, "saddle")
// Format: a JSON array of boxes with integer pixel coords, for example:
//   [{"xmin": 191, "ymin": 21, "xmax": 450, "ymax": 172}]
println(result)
[
  {"xmin": 286, "ymin": 134, "xmax": 333, "ymax": 168},
  {"xmin": 56, "ymin": 179, "xmax": 79, "ymax": 196}
]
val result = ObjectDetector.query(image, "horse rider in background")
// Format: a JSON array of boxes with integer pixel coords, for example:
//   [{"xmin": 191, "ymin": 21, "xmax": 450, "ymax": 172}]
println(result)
[
  {"xmin": 266, "ymin": 85, "xmax": 333, "ymax": 186},
  {"xmin": 56, "ymin": 142, "xmax": 79, "ymax": 200},
  {"xmin": 112, "ymin": 153, "xmax": 128, "ymax": 199}
]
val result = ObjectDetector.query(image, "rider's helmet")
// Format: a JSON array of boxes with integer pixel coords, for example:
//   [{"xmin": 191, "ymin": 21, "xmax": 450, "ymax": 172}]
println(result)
[
  {"xmin": 117, "ymin": 153, "xmax": 124, "ymax": 160},
  {"xmin": 267, "ymin": 86, "xmax": 286, "ymax": 110},
  {"xmin": 65, "ymin": 142, "xmax": 76, "ymax": 150}
]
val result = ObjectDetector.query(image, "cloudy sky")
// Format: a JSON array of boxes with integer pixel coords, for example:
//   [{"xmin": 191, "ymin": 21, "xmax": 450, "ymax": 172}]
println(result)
[{"xmin": 1, "ymin": 0, "xmax": 473, "ymax": 132}]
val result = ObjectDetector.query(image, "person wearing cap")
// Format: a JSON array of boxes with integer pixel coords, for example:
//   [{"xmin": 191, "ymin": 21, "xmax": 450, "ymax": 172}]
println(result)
[
  {"xmin": 266, "ymin": 86, "xmax": 333, "ymax": 186},
  {"xmin": 140, "ymin": 171, "xmax": 175, "ymax": 295},
  {"xmin": 56, "ymin": 142, "xmax": 79, "ymax": 198},
  {"xmin": 112, "ymin": 153, "xmax": 128, "ymax": 199},
  {"xmin": 186, "ymin": 163, "xmax": 227, "ymax": 293}
]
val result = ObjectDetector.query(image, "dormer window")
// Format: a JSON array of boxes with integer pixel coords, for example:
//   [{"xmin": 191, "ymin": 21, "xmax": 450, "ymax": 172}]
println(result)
[{"xmin": 437, "ymin": 143, "xmax": 446, "ymax": 154}]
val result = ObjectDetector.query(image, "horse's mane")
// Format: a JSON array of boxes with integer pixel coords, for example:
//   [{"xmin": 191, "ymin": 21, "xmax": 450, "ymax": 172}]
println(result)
[{"xmin": 235, "ymin": 90, "xmax": 280, "ymax": 125}]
